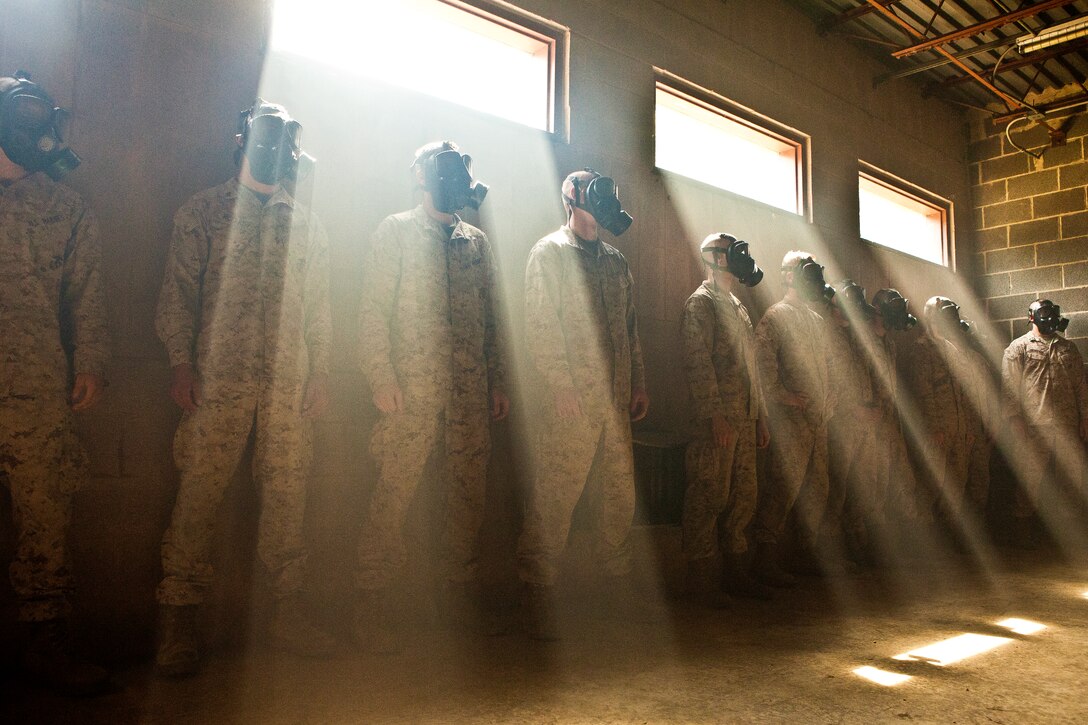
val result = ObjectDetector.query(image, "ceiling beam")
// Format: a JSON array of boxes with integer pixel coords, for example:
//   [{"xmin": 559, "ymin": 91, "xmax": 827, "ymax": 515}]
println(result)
[
  {"xmin": 932, "ymin": 37, "xmax": 1088, "ymax": 87},
  {"xmin": 992, "ymin": 90, "xmax": 1088, "ymax": 123},
  {"xmin": 890, "ymin": 0, "xmax": 1071, "ymax": 58},
  {"xmin": 819, "ymin": 0, "xmax": 902, "ymax": 33},
  {"xmin": 864, "ymin": 0, "xmax": 1031, "ymax": 111}
]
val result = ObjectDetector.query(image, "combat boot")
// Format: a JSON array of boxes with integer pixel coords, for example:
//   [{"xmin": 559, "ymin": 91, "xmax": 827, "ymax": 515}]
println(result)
[
  {"xmin": 351, "ymin": 589, "xmax": 401, "ymax": 655},
  {"xmin": 443, "ymin": 581, "xmax": 510, "ymax": 636},
  {"xmin": 602, "ymin": 574, "xmax": 668, "ymax": 624},
  {"xmin": 722, "ymin": 553, "xmax": 774, "ymax": 601},
  {"xmin": 269, "ymin": 594, "xmax": 337, "ymax": 658},
  {"xmin": 1010, "ymin": 516, "xmax": 1038, "ymax": 550},
  {"xmin": 520, "ymin": 582, "xmax": 560, "ymax": 641},
  {"xmin": 751, "ymin": 542, "xmax": 797, "ymax": 588},
  {"xmin": 22, "ymin": 618, "xmax": 110, "ymax": 696},
  {"xmin": 686, "ymin": 558, "xmax": 731, "ymax": 609},
  {"xmin": 155, "ymin": 604, "xmax": 200, "ymax": 678}
]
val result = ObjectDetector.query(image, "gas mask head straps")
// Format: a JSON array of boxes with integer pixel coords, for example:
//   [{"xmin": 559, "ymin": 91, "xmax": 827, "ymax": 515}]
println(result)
[
  {"xmin": 1028, "ymin": 299, "xmax": 1069, "ymax": 335},
  {"xmin": 564, "ymin": 167, "xmax": 633, "ymax": 236},
  {"xmin": 699, "ymin": 233, "xmax": 763, "ymax": 287},
  {"xmin": 872, "ymin": 288, "xmax": 918, "ymax": 331},
  {"xmin": 414, "ymin": 140, "xmax": 488, "ymax": 214},
  {"xmin": 238, "ymin": 99, "xmax": 313, "ymax": 185},
  {"xmin": 783, "ymin": 253, "xmax": 833, "ymax": 303},
  {"xmin": 0, "ymin": 71, "xmax": 80, "ymax": 180}
]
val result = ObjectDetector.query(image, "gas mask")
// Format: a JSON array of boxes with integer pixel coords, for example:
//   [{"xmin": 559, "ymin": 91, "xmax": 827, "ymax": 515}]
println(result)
[
  {"xmin": 788, "ymin": 257, "xmax": 834, "ymax": 303},
  {"xmin": 238, "ymin": 100, "xmax": 314, "ymax": 185},
  {"xmin": 699, "ymin": 233, "xmax": 764, "ymax": 287},
  {"xmin": 1028, "ymin": 299, "xmax": 1069, "ymax": 335},
  {"xmin": 836, "ymin": 279, "xmax": 877, "ymax": 319},
  {"xmin": 421, "ymin": 149, "xmax": 488, "ymax": 214},
  {"xmin": 872, "ymin": 288, "xmax": 918, "ymax": 331},
  {"xmin": 0, "ymin": 72, "xmax": 80, "ymax": 180},
  {"xmin": 566, "ymin": 168, "xmax": 633, "ymax": 236},
  {"xmin": 924, "ymin": 296, "xmax": 962, "ymax": 336}
]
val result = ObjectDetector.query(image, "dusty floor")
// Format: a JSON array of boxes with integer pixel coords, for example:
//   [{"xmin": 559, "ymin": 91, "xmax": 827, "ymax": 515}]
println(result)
[{"xmin": 2, "ymin": 547, "xmax": 1087, "ymax": 724}]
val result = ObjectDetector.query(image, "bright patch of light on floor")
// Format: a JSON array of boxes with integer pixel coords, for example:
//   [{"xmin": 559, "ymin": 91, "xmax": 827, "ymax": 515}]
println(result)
[
  {"xmin": 892, "ymin": 633, "xmax": 1013, "ymax": 666},
  {"xmin": 997, "ymin": 618, "xmax": 1046, "ymax": 635},
  {"xmin": 1081, "ymin": 591, "xmax": 1088, "ymax": 600},
  {"xmin": 853, "ymin": 666, "xmax": 911, "ymax": 686}
]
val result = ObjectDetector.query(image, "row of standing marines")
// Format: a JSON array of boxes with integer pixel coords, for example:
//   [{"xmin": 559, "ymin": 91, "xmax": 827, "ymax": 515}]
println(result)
[{"xmin": 3, "ymin": 78, "xmax": 1087, "ymax": 696}]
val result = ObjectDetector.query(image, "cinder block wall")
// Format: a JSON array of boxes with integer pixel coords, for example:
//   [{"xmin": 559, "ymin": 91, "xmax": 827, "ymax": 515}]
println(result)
[
  {"xmin": 1, "ymin": 0, "xmax": 975, "ymax": 661},
  {"xmin": 968, "ymin": 112, "xmax": 1088, "ymax": 351}
]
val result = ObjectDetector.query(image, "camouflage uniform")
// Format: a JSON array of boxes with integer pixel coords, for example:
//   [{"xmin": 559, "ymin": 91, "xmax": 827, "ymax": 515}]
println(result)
[
  {"xmin": 517, "ymin": 226, "xmax": 645, "ymax": 586},
  {"xmin": 680, "ymin": 282, "xmax": 764, "ymax": 560},
  {"xmin": 1001, "ymin": 332, "xmax": 1088, "ymax": 518},
  {"xmin": 0, "ymin": 172, "xmax": 109, "ymax": 622},
  {"xmin": 753, "ymin": 299, "xmax": 833, "ymax": 548},
  {"xmin": 823, "ymin": 319, "xmax": 878, "ymax": 545},
  {"xmin": 959, "ymin": 344, "xmax": 999, "ymax": 510},
  {"xmin": 903, "ymin": 333, "xmax": 970, "ymax": 518},
  {"xmin": 355, "ymin": 206, "xmax": 505, "ymax": 591},
  {"xmin": 155, "ymin": 179, "xmax": 331, "ymax": 606}
]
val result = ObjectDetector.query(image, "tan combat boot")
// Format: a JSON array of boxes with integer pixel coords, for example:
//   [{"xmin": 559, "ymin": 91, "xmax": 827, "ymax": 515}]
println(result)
[
  {"xmin": 269, "ymin": 594, "xmax": 337, "ymax": 658},
  {"xmin": 686, "ymin": 558, "xmax": 732, "ymax": 609},
  {"xmin": 351, "ymin": 589, "xmax": 401, "ymax": 654},
  {"xmin": 23, "ymin": 618, "xmax": 110, "ymax": 695},
  {"xmin": 520, "ymin": 582, "xmax": 561, "ymax": 641},
  {"xmin": 751, "ymin": 541, "xmax": 798, "ymax": 588},
  {"xmin": 722, "ymin": 553, "xmax": 775, "ymax": 601},
  {"xmin": 155, "ymin": 604, "xmax": 200, "ymax": 678}
]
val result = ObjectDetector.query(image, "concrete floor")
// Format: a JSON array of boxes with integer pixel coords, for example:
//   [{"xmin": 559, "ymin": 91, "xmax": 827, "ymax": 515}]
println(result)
[{"xmin": 2, "ymin": 548, "xmax": 1087, "ymax": 724}]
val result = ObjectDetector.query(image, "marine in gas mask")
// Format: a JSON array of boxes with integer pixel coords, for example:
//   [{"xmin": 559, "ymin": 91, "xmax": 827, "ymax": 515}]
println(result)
[
  {"xmin": 872, "ymin": 288, "xmax": 918, "ymax": 333},
  {"xmin": 0, "ymin": 71, "xmax": 110, "ymax": 695},
  {"xmin": 516, "ymin": 167, "xmax": 651, "ymax": 639},
  {"xmin": 154, "ymin": 98, "xmax": 335, "ymax": 674},
  {"xmin": 0, "ymin": 71, "xmax": 81, "ymax": 180},
  {"xmin": 749, "ymin": 251, "xmax": 834, "ymax": 585},
  {"xmin": 354, "ymin": 140, "xmax": 508, "ymax": 652},
  {"xmin": 1001, "ymin": 300, "xmax": 1088, "ymax": 546},
  {"xmin": 900, "ymin": 295, "xmax": 972, "ymax": 528},
  {"xmin": 679, "ymin": 234, "xmax": 772, "ymax": 606},
  {"xmin": 235, "ymin": 99, "xmax": 314, "ymax": 186}
]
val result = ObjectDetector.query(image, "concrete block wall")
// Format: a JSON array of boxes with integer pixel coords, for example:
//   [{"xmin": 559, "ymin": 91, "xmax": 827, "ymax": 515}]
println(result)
[
  {"xmin": 1, "ymin": 0, "xmax": 976, "ymax": 660},
  {"xmin": 968, "ymin": 112, "xmax": 1088, "ymax": 351}
]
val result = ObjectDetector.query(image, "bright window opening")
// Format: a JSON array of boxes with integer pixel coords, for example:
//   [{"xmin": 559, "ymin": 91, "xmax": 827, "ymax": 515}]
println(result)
[
  {"xmin": 655, "ymin": 83, "xmax": 805, "ymax": 215},
  {"xmin": 859, "ymin": 171, "xmax": 950, "ymax": 266},
  {"xmin": 270, "ymin": 0, "xmax": 560, "ymax": 132}
]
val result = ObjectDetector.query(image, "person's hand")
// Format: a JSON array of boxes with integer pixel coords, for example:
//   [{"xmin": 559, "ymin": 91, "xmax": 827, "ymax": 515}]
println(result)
[
  {"xmin": 373, "ymin": 384, "xmax": 404, "ymax": 414},
  {"xmin": 491, "ymin": 390, "xmax": 511, "ymax": 421},
  {"xmin": 629, "ymin": 387, "xmax": 650, "ymax": 422},
  {"xmin": 780, "ymin": 391, "xmax": 809, "ymax": 411},
  {"xmin": 711, "ymin": 414, "xmax": 735, "ymax": 449},
  {"xmin": 756, "ymin": 417, "xmax": 771, "ymax": 449},
  {"xmin": 169, "ymin": 364, "xmax": 202, "ymax": 412},
  {"xmin": 70, "ymin": 373, "xmax": 105, "ymax": 412},
  {"xmin": 302, "ymin": 374, "xmax": 330, "ymax": 420},
  {"xmin": 554, "ymin": 388, "xmax": 581, "ymax": 420}
]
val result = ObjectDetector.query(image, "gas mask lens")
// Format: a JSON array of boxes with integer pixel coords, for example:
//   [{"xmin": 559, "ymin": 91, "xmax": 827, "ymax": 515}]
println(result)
[
  {"xmin": 427, "ymin": 149, "xmax": 488, "ymax": 214},
  {"xmin": 579, "ymin": 173, "xmax": 633, "ymax": 236},
  {"xmin": 1031, "ymin": 302, "xmax": 1069, "ymax": 334},
  {"xmin": 0, "ymin": 76, "xmax": 81, "ymax": 179}
]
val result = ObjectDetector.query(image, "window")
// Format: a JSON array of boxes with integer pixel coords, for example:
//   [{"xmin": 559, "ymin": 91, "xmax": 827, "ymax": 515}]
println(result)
[
  {"xmin": 270, "ymin": 0, "xmax": 567, "ymax": 134},
  {"xmin": 858, "ymin": 168, "xmax": 951, "ymax": 266},
  {"xmin": 654, "ymin": 76, "xmax": 807, "ymax": 215}
]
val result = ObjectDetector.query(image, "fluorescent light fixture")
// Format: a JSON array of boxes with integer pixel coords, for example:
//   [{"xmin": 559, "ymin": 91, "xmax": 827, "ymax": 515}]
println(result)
[
  {"xmin": 1017, "ymin": 16, "xmax": 1088, "ymax": 54},
  {"xmin": 997, "ymin": 618, "xmax": 1047, "ymax": 636},
  {"xmin": 853, "ymin": 666, "xmax": 911, "ymax": 686},
  {"xmin": 893, "ymin": 633, "xmax": 1013, "ymax": 667}
]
